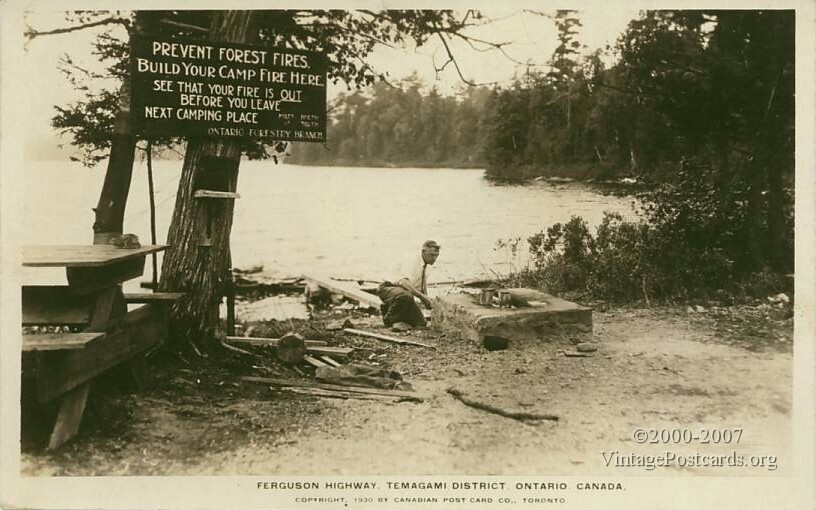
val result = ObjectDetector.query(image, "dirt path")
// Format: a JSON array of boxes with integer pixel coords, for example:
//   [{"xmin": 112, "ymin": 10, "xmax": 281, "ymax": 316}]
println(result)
[{"xmin": 21, "ymin": 309, "xmax": 792, "ymax": 476}]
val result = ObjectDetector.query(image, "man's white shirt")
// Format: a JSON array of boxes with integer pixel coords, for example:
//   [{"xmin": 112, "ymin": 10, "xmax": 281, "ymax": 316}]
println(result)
[{"xmin": 386, "ymin": 252, "xmax": 429, "ymax": 293}]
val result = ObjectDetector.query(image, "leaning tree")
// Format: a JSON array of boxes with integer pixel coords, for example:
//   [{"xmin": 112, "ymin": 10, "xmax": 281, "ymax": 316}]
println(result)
[{"xmin": 29, "ymin": 9, "xmax": 507, "ymax": 354}]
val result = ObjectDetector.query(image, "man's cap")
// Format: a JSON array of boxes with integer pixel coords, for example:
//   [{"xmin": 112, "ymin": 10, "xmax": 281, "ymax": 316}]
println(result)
[{"xmin": 423, "ymin": 240, "xmax": 441, "ymax": 249}]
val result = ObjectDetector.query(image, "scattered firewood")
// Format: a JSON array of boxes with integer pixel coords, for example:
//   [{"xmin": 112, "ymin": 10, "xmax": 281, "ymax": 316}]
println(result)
[
  {"xmin": 225, "ymin": 336, "xmax": 328, "ymax": 348},
  {"xmin": 446, "ymin": 387, "xmax": 558, "ymax": 422},
  {"xmin": 343, "ymin": 328, "xmax": 436, "ymax": 349},
  {"xmin": 303, "ymin": 354, "xmax": 329, "ymax": 368},
  {"xmin": 274, "ymin": 386, "xmax": 386, "ymax": 401},
  {"xmin": 242, "ymin": 376, "xmax": 424, "ymax": 401},
  {"xmin": 307, "ymin": 346, "xmax": 354, "ymax": 358},
  {"xmin": 319, "ymin": 355, "xmax": 342, "ymax": 367},
  {"xmin": 219, "ymin": 339, "xmax": 254, "ymax": 356}
]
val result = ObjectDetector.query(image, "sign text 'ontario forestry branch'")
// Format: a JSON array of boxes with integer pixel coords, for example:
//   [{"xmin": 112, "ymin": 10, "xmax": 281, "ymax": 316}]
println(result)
[{"xmin": 131, "ymin": 35, "xmax": 327, "ymax": 141}]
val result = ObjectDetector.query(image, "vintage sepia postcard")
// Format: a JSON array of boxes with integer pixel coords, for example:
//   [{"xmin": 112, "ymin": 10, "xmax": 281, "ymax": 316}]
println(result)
[{"xmin": 1, "ymin": 0, "xmax": 813, "ymax": 508}]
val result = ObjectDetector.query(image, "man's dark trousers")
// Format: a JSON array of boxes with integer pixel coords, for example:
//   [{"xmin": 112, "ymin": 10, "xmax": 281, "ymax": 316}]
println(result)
[{"xmin": 378, "ymin": 283, "xmax": 426, "ymax": 327}]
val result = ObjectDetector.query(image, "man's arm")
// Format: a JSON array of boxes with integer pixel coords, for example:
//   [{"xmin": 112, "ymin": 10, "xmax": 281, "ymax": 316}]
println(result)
[{"xmin": 397, "ymin": 278, "xmax": 433, "ymax": 309}]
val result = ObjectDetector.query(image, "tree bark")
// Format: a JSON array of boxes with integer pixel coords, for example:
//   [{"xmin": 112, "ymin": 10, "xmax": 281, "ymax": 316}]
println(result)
[
  {"xmin": 91, "ymin": 12, "xmax": 151, "ymax": 243},
  {"xmin": 159, "ymin": 11, "xmax": 256, "ymax": 349},
  {"xmin": 92, "ymin": 82, "xmax": 136, "ymax": 243}
]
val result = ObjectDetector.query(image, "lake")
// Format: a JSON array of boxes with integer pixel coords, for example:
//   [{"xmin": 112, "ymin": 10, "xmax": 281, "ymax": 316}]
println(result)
[{"xmin": 20, "ymin": 161, "xmax": 636, "ymax": 286}]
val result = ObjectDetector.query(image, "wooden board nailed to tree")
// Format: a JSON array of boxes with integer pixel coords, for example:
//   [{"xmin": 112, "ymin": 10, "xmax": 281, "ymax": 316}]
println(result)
[{"xmin": 131, "ymin": 34, "xmax": 327, "ymax": 141}]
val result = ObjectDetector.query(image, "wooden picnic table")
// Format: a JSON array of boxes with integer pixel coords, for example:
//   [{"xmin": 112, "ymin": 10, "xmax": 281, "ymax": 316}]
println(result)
[
  {"xmin": 22, "ymin": 244, "xmax": 167, "ymax": 267},
  {"xmin": 21, "ymin": 244, "xmax": 172, "ymax": 449}
]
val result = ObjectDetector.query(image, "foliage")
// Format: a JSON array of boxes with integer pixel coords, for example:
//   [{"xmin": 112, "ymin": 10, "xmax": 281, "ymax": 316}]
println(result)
[
  {"xmin": 517, "ymin": 152, "xmax": 793, "ymax": 303},
  {"xmin": 490, "ymin": 10, "xmax": 794, "ymax": 295}
]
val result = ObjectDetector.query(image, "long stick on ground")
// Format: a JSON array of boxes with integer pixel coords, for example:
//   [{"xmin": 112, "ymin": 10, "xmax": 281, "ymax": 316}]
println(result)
[
  {"xmin": 343, "ymin": 328, "xmax": 436, "ymax": 349},
  {"xmin": 446, "ymin": 388, "xmax": 559, "ymax": 422},
  {"xmin": 242, "ymin": 376, "xmax": 424, "ymax": 401}
]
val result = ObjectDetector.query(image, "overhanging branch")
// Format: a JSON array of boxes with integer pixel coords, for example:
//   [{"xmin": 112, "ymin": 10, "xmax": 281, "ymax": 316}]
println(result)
[
  {"xmin": 24, "ymin": 16, "xmax": 131, "ymax": 41},
  {"xmin": 434, "ymin": 29, "xmax": 476, "ymax": 86}
]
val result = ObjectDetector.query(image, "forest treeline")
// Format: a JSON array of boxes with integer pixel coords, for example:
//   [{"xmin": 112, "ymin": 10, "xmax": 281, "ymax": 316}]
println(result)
[
  {"xmin": 292, "ymin": 10, "xmax": 795, "ymax": 298},
  {"xmin": 288, "ymin": 79, "xmax": 492, "ymax": 169},
  {"xmin": 292, "ymin": 11, "xmax": 793, "ymax": 186}
]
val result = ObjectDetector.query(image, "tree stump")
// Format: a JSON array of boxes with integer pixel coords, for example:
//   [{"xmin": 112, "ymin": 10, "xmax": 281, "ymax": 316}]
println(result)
[{"xmin": 276, "ymin": 332, "xmax": 306, "ymax": 365}]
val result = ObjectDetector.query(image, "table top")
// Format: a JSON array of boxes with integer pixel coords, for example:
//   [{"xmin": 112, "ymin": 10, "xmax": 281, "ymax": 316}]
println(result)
[{"xmin": 22, "ymin": 245, "xmax": 167, "ymax": 268}]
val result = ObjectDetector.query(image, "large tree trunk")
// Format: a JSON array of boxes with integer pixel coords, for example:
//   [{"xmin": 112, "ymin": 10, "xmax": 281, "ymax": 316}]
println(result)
[
  {"xmin": 159, "ymin": 11, "xmax": 256, "ymax": 349},
  {"xmin": 92, "ymin": 82, "xmax": 136, "ymax": 243},
  {"xmin": 92, "ymin": 12, "xmax": 151, "ymax": 242}
]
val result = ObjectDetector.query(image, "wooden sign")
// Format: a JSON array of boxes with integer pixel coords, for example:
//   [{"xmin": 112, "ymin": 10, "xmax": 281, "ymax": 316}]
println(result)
[{"xmin": 130, "ymin": 34, "xmax": 327, "ymax": 142}]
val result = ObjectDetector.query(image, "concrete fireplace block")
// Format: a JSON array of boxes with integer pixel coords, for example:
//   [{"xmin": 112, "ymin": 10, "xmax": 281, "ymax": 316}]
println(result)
[{"xmin": 432, "ymin": 290, "xmax": 592, "ymax": 346}]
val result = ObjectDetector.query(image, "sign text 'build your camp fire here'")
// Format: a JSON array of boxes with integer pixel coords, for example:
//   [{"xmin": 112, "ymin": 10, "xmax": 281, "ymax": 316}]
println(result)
[{"xmin": 131, "ymin": 35, "xmax": 327, "ymax": 141}]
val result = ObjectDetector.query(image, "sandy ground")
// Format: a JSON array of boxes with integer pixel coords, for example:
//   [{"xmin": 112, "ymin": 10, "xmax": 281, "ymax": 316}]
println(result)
[{"xmin": 20, "ymin": 306, "xmax": 792, "ymax": 477}]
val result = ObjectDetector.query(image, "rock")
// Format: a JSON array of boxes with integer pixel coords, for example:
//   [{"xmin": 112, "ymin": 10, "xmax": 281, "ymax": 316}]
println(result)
[
  {"xmin": 391, "ymin": 322, "xmax": 412, "ymax": 332},
  {"xmin": 694, "ymin": 305, "xmax": 706, "ymax": 313},
  {"xmin": 687, "ymin": 306, "xmax": 695, "ymax": 313},
  {"xmin": 576, "ymin": 342, "xmax": 598, "ymax": 353}
]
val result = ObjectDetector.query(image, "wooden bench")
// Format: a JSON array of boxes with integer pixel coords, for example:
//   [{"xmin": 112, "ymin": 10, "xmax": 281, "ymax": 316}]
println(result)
[
  {"xmin": 124, "ymin": 292, "xmax": 183, "ymax": 326},
  {"xmin": 23, "ymin": 332, "xmax": 106, "ymax": 352},
  {"xmin": 21, "ymin": 286, "xmax": 177, "ymax": 402},
  {"xmin": 124, "ymin": 292, "xmax": 184, "ymax": 304},
  {"xmin": 20, "ymin": 247, "xmax": 169, "ymax": 449}
]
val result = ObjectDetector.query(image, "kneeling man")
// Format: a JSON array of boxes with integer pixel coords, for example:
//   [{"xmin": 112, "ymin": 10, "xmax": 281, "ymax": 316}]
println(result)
[{"xmin": 378, "ymin": 240, "xmax": 441, "ymax": 330}]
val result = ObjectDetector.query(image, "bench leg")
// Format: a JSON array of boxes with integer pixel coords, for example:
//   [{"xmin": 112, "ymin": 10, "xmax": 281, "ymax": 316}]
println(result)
[
  {"xmin": 47, "ymin": 382, "xmax": 90, "ymax": 450},
  {"xmin": 127, "ymin": 355, "xmax": 154, "ymax": 389}
]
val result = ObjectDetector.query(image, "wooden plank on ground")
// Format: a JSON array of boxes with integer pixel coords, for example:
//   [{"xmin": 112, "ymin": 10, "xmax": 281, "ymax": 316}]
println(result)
[
  {"xmin": 302, "ymin": 354, "xmax": 328, "ymax": 368},
  {"xmin": 242, "ymin": 376, "xmax": 424, "ymax": 400},
  {"xmin": 319, "ymin": 355, "xmax": 342, "ymax": 367},
  {"xmin": 225, "ymin": 336, "xmax": 328, "ymax": 347},
  {"xmin": 23, "ymin": 332, "xmax": 105, "ymax": 352},
  {"xmin": 306, "ymin": 346, "xmax": 354, "ymax": 357},
  {"xmin": 303, "ymin": 274, "xmax": 382, "ymax": 308},
  {"xmin": 343, "ymin": 328, "xmax": 436, "ymax": 349}
]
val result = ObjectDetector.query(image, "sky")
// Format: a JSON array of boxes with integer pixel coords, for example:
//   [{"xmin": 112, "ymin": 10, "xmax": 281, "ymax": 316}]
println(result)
[{"xmin": 20, "ymin": 8, "xmax": 641, "ymax": 154}]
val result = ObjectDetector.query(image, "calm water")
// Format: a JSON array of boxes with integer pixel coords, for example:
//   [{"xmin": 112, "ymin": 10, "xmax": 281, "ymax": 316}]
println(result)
[{"xmin": 20, "ymin": 161, "xmax": 635, "ymax": 285}]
